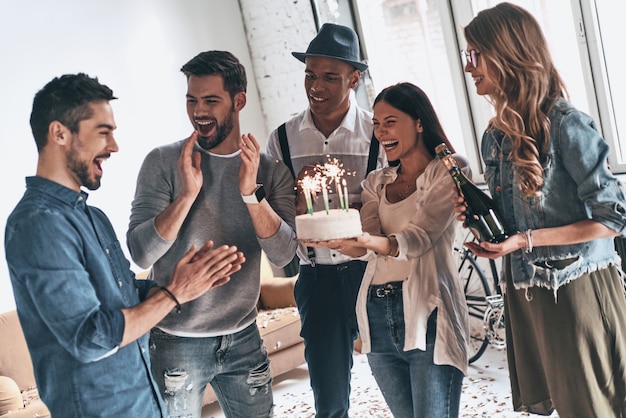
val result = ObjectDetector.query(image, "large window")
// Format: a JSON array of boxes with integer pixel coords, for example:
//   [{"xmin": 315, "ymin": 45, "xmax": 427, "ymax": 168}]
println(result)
[
  {"xmin": 355, "ymin": 0, "xmax": 477, "ymax": 172},
  {"xmin": 311, "ymin": 0, "xmax": 624, "ymax": 179},
  {"xmin": 589, "ymin": 0, "xmax": 624, "ymax": 169}
]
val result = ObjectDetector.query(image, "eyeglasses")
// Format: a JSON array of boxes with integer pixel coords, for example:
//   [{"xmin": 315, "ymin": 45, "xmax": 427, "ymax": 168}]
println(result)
[{"xmin": 461, "ymin": 49, "xmax": 480, "ymax": 68}]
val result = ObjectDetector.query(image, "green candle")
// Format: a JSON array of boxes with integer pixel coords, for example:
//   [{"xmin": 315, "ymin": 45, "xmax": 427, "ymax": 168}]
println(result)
[
  {"xmin": 342, "ymin": 179, "xmax": 349, "ymax": 211},
  {"xmin": 322, "ymin": 177, "xmax": 330, "ymax": 214}
]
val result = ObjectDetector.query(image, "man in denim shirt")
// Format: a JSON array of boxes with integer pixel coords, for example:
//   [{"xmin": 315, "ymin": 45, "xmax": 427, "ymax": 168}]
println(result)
[{"xmin": 4, "ymin": 73, "xmax": 244, "ymax": 418}]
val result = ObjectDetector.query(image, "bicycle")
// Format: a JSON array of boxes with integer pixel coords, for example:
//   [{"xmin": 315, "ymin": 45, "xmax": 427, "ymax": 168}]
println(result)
[{"xmin": 454, "ymin": 234, "xmax": 506, "ymax": 364}]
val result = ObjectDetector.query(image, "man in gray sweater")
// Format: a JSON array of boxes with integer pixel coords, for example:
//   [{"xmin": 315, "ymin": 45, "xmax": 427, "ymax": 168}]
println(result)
[{"xmin": 127, "ymin": 51, "xmax": 297, "ymax": 418}]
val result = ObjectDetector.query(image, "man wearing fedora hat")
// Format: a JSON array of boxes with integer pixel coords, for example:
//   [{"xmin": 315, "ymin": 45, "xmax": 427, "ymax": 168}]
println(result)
[{"xmin": 267, "ymin": 23, "xmax": 386, "ymax": 418}]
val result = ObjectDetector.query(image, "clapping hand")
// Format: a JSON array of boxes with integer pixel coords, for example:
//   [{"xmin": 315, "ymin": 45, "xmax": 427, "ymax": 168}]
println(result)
[
  {"xmin": 170, "ymin": 241, "xmax": 246, "ymax": 301},
  {"xmin": 239, "ymin": 133, "xmax": 261, "ymax": 196},
  {"xmin": 179, "ymin": 132, "xmax": 203, "ymax": 200}
]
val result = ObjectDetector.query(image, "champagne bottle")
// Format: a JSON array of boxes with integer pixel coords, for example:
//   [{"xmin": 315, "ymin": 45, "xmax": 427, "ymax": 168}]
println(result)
[{"xmin": 435, "ymin": 143, "xmax": 508, "ymax": 243}]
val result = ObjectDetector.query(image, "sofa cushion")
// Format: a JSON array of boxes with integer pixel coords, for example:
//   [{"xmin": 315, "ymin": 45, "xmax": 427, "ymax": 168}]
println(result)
[
  {"xmin": 0, "ymin": 376, "xmax": 22, "ymax": 415},
  {"xmin": 1, "ymin": 399, "xmax": 50, "ymax": 418},
  {"xmin": 259, "ymin": 277, "xmax": 297, "ymax": 309},
  {"xmin": 257, "ymin": 307, "xmax": 302, "ymax": 354},
  {"xmin": 0, "ymin": 312, "xmax": 37, "ymax": 391}
]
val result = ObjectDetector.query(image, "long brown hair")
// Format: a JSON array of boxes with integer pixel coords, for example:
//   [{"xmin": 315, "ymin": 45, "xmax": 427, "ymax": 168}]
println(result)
[{"xmin": 464, "ymin": 2, "xmax": 568, "ymax": 195}]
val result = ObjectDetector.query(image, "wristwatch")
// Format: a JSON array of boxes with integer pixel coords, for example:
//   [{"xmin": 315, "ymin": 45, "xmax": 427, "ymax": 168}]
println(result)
[{"xmin": 241, "ymin": 184, "xmax": 266, "ymax": 204}]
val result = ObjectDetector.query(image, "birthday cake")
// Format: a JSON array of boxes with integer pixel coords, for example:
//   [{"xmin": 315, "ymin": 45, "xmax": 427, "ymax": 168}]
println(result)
[{"xmin": 296, "ymin": 208, "xmax": 363, "ymax": 241}]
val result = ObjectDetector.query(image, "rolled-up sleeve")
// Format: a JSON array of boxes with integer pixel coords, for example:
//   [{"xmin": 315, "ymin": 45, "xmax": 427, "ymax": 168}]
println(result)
[
  {"xmin": 6, "ymin": 213, "xmax": 125, "ymax": 363},
  {"xmin": 559, "ymin": 111, "xmax": 626, "ymax": 234}
]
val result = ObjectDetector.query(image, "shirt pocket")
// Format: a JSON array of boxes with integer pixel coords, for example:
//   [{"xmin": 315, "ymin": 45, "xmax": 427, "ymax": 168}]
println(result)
[{"xmin": 103, "ymin": 239, "xmax": 139, "ymax": 306}]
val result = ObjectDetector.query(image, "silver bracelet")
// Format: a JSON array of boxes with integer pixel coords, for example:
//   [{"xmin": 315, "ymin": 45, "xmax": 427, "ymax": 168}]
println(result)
[{"xmin": 519, "ymin": 229, "xmax": 533, "ymax": 253}]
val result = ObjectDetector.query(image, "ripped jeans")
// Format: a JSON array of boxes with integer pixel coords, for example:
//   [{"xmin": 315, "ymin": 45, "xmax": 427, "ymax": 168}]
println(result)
[{"xmin": 149, "ymin": 323, "xmax": 273, "ymax": 418}]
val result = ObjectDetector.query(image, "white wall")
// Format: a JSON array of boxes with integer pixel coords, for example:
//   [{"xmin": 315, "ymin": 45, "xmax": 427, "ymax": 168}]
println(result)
[{"xmin": 0, "ymin": 0, "xmax": 268, "ymax": 313}]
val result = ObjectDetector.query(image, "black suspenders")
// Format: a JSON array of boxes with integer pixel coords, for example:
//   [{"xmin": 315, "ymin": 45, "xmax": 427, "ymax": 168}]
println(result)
[
  {"xmin": 277, "ymin": 122, "xmax": 380, "ymax": 267},
  {"xmin": 277, "ymin": 122, "xmax": 380, "ymax": 179}
]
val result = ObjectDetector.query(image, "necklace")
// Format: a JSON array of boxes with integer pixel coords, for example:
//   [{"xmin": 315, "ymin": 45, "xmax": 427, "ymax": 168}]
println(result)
[
  {"xmin": 395, "ymin": 182, "xmax": 417, "ymax": 199},
  {"xmin": 389, "ymin": 167, "xmax": 425, "ymax": 201}
]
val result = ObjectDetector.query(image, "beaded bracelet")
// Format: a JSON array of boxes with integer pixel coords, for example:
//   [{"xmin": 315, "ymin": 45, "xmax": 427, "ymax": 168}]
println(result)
[
  {"xmin": 387, "ymin": 236, "xmax": 399, "ymax": 258},
  {"xmin": 160, "ymin": 286, "xmax": 182, "ymax": 313}
]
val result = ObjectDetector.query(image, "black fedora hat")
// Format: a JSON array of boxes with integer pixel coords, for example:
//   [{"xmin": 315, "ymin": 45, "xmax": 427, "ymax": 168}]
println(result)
[{"xmin": 292, "ymin": 23, "xmax": 368, "ymax": 72}]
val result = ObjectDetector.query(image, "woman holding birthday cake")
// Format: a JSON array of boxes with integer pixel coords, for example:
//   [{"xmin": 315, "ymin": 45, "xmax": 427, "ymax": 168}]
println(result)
[{"xmin": 305, "ymin": 82, "xmax": 470, "ymax": 417}]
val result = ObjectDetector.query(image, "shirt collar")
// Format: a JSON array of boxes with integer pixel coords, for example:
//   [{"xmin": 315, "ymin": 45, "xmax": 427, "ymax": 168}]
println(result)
[
  {"xmin": 299, "ymin": 98, "xmax": 359, "ymax": 136},
  {"xmin": 26, "ymin": 176, "xmax": 88, "ymax": 207}
]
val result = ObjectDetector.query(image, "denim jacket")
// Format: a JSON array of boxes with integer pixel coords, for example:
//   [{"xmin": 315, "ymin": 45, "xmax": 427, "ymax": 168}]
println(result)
[
  {"xmin": 482, "ymin": 100, "xmax": 626, "ymax": 291},
  {"xmin": 5, "ymin": 177, "xmax": 166, "ymax": 417}
]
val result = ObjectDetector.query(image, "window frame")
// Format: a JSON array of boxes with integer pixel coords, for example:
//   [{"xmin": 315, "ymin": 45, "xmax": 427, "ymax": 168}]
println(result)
[
  {"xmin": 346, "ymin": 0, "xmax": 623, "ymax": 179},
  {"xmin": 577, "ymin": 0, "xmax": 623, "ymax": 172}
]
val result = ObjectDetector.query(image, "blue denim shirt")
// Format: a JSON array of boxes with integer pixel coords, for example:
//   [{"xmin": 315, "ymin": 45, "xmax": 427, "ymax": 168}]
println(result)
[
  {"xmin": 4, "ymin": 177, "xmax": 166, "ymax": 418},
  {"xmin": 481, "ymin": 100, "xmax": 626, "ymax": 290}
]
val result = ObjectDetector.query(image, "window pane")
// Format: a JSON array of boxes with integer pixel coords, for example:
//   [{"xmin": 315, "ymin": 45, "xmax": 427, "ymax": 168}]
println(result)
[
  {"xmin": 594, "ymin": 0, "xmax": 625, "ymax": 164},
  {"xmin": 353, "ymin": 0, "xmax": 470, "ymax": 158},
  {"xmin": 314, "ymin": 0, "xmax": 380, "ymax": 112},
  {"xmin": 468, "ymin": 0, "xmax": 591, "ymax": 115}
]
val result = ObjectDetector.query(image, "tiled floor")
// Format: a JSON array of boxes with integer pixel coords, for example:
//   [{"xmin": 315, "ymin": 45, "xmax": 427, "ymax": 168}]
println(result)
[{"xmin": 201, "ymin": 345, "xmax": 558, "ymax": 417}]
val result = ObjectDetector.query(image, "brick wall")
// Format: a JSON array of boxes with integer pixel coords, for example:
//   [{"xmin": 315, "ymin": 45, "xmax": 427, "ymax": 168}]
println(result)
[{"xmin": 238, "ymin": 0, "xmax": 317, "ymax": 138}]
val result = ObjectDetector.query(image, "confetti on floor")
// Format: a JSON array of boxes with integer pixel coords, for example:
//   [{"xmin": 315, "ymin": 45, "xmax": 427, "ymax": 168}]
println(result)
[{"xmin": 203, "ymin": 347, "xmax": 559, "ymax": 418}]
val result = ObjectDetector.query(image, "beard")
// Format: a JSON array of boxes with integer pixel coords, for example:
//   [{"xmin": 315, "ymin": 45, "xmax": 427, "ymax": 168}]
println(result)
[
  {"xmin": 66, "ymin": 140, "xmax": 101, "ymax": 191},
  {"xmin": 196, "ymin": 108, "xmax": 235, "ymax": 151}
]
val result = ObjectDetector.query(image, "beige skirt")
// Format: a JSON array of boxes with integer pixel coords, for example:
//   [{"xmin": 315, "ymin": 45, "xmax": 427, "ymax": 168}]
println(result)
[{"xmin": 503, "ymin": 262, "xmax": 626, "ymax": 417}]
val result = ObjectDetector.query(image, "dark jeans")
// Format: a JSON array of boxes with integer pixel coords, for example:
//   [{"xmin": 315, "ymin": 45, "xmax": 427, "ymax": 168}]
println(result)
[{"xmin": 295, "ymin": 260, "xmax": 366, "ymax": 418}]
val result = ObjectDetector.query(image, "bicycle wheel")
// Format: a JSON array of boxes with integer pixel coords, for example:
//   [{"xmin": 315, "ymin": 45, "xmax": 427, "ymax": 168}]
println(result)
[{"xmin": 455, "ymin": 248, "xmax": 491, "ymax": 364}]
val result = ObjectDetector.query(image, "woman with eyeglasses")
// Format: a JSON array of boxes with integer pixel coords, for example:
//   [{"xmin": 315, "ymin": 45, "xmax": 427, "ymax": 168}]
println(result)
[{"xmin": 455, "ymin": 3, "xmax": 626, "ymax": 417}]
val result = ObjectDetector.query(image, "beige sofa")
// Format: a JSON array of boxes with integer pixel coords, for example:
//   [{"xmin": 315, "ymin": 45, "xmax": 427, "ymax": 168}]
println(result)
[
  {"xmin": 0, "ymin": 310, "xmax": 50, "ymax": 418},
  {"xmin": 0, "ymin": 263, "xmax": 304, "ymax": 413}
]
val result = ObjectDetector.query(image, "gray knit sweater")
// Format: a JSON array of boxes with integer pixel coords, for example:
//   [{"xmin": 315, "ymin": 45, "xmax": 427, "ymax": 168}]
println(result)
[{"xmin": 127, "ymin": 139, "xmax": 296, "ymax": 335}]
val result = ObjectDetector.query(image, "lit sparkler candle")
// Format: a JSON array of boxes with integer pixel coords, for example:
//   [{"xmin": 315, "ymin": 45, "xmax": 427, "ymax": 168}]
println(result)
[
  {"xmin": 342, "ymin": 178, "xmax": 349, "ymax": 211},
  {"xmin": 322, "ymin": 158, "xmax": 346, "ymax": 210},
  {"xmin": 300, "ymin": 175, "xmax": 317, "ymax": 215},
  {"xmin": 321, "ymin": 177, "xmax": 330, "ymax": 214}
]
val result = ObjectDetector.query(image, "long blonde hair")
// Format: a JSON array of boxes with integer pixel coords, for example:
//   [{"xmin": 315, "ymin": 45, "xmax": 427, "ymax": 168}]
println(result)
[{"xmin": 464, "ymin": 2, "xmax": 568, "ymax": 196}]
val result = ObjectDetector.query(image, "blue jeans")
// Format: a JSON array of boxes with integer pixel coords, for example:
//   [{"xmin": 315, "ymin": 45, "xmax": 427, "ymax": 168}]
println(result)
[
  {"xmin": 366, "ymin": 282, "xmax": 463, "ymax": 418},
  {"xmin": 295, "ymin": 260, "xmax": 366, "ymax": 418},
  {"xmin": 149, "ymin": 323, "xmax": 273, "ymax": 418}
]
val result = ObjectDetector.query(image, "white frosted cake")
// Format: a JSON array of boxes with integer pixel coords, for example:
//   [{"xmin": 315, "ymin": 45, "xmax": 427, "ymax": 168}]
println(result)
[{"xmin": 296, "ymin": 208, "xmax": 362, "ymax": 241}]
